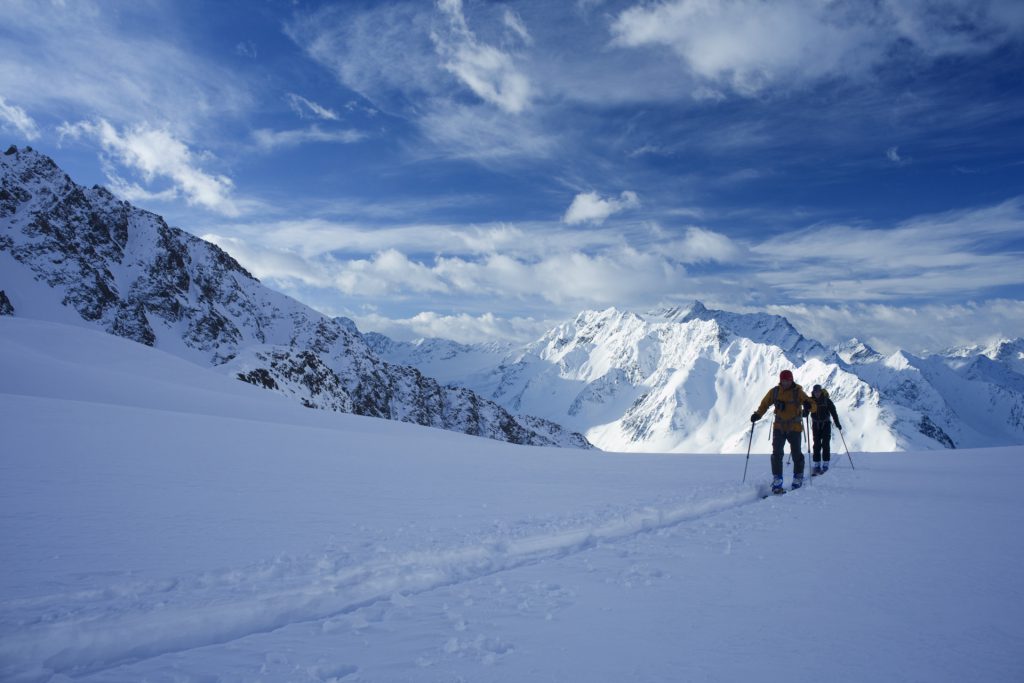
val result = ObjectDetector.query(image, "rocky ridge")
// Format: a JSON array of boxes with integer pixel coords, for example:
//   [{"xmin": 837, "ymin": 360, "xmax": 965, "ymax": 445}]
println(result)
[{"xmin": 0, "ymin": 145, "xmax": 590, "ymax": 449}]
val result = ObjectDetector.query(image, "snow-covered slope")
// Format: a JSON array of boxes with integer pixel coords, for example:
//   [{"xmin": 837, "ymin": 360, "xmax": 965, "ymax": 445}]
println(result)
[
  {"xmin": 2, "ymin": 314, "xmax": 1022, "ymax": 682},
  {"xmin": 372, "ymin": 305, "xmax": 1024, "ymax": 452},
  {"xmin": 0, "ymin": 145, "xmax": 588, "ymax": 449}
]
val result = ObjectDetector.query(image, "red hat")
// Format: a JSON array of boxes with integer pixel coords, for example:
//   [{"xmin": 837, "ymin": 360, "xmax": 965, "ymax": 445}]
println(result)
[{"xmin": 779, "ymin": 370, "xmax": 794, "ymax": 382}]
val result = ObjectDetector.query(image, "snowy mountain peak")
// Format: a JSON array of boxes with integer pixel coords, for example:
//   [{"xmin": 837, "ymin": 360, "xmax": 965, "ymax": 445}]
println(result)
[
  {"xmin": 2, "ymin": 144, "xmax": 72, "ymax": 191},
  {"xmin": 986, "ymin": 337, "xmax": 1024, "ymax": 361},
  {"xmin": 645, "ymin": 301, "xmax": 827, "ymax": 363},
  {"xmin": 980, "ymin": 338, "xmax": 1024, "ymax": 377},
  {"xmin": 883, "ymin": 350, "xmax": 916, "ymax": 371},
  {"xmin": 938, "ymin": 337, "xmax": 1024, "ymax": 363},
  {"xmin": 835, "ymin": 337, "xmax": 884, "ymax": 364}
]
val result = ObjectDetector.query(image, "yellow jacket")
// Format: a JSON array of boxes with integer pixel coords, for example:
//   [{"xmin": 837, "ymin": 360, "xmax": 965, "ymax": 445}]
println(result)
[{"xmin": 754, "ymin": 383, "xmax": 817, "ymax": 433}]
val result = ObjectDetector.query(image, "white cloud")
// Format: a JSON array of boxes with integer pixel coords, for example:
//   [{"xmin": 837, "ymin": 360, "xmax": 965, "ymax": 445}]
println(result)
[
  {"xmin": 417, "ymin": 102, "xmax": 555, "ymax": 161},
  {"xmin": 356, "ymin": 310, "xmax": 551, "ymax": 344},
  {"xmin": 503, "ymin": 10, "xmax": 533, "ymax": 46},
  {"xmin": 206, "ymin": 219, "xmax": 564, "ymax": 260},
  {"xmin": 201, "ymin": 197, "xmax": 1024, "ymax": 350},
  {"xmin": 252, "ymin": 126, "xmax": 365, "ymax": 151},
  {"xmin": 748, "ymin": 198, "xmax": 1024, "ymax": 300},
  {"xmin": 206, "ymin": 208, "xmax": 1024, "ymax": 351},
  {"xmin": 610, "ymin": 0, "xmax": 1024, "ymax": 96},
  {"xmin": 434, "ymin": 0, "xmax": 533, "ymax": 114},
  {"xmin": 60, "ymin": 119, "xmax": 240, "ymax": 216},
  {"xmin": 335, "ymin": 249, "xmax": 450, "ymax": 297},
  {"xmin": 0, "ymin": 1, "xmax": 251, "ymax": 137},
  {"xmin": 563, "ymin": 190, "xmax": 640, "ymax": 225},
  {"xmin": 205, "ymin": 225, "xmax": 687, "ymax": 310},
  {"xmin": 611, "ymin": 0, "xmax": 878, "ymax": 96},
  {"xmin": 285, "ymin": 4, "xmax": 440, "ymax": 118},
  {"xmin": 286, "ymin": 94, "xmax": 339, "ymax": 121},
  {"xmin": 671, "ymin": 226, "xmax": 741, "ymax": 263},
  {"xmin": 202, "ymin": 236, "xmax": 448, "ymax": 297},
  {"xmin": 286, "ymin": 3, "xmax": 548, "ymax": 162},
  {"xmin": 235, "ymin": 41, "xmax": 258, "ymax": 59},
  {"xmin": 886, "ymin": 145, "xmax": 912, "ymax": 165},
  {"xmin": 768, "ymin": 300, "xmax": 1024, "ymax": 355},
  {"xmin": 886, "ymin": 0, "xmax": 1024, "ymax": 58},
  {"xmin": 0, "ymin": 96, "xmax": 40, "ymax": 140},
  {"xmin": 429, "ymin": 247, "xmax": 687, "ymax": 305},
  {"xmin": 200, "ymin": 234, "xmax": 324, "ymax": 284},
  {"xmin": 103, "ymin": 173, "xmax": 179, "ymax": 204}
]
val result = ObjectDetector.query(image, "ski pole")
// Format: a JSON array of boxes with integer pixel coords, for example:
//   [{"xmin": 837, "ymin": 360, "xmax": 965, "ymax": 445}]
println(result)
[
  {"xmin": 838, "ymin": 427, "xmax": 855, "ymax": 470},
  {"xmin": 804, "ymin": 415, "xmax": 812, "ymax": 486},
  {"xmin": 784, "ymin": 419, "xmax": 790, "ymax": 465},
  {"xmin": 742, "ymin": 422, "xmax": 754, "ymax": 483}
]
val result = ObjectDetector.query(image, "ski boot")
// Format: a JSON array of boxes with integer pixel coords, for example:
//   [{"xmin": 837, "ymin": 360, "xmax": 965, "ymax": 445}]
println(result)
[
  {"xmin": 821, "ymin": 462, "xmax": 829, "ymax": 475},
  {"xmin": 791, "ymin": 474, "xmax": 804, "ymax": 490},
  {"xmin": 811, "ymin": 464, "xmax": 823, "ymax": 477},
  {"xmin": 771, "ymin": 476, "xmax": 785, "ymax": 495}
]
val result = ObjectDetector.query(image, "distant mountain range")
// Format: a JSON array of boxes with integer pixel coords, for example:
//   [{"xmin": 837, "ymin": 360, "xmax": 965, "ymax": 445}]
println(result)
[
  {"xmin": 367, "ymin": 304, "xmax": 1024, "ymax": 453},
  {"xmin": 0, "ymin": 145, "xmax": 589, "ymax": 449},
  {"xmin": 3, "ymin": 144, "xmax": 1022, "ymax": 453}
]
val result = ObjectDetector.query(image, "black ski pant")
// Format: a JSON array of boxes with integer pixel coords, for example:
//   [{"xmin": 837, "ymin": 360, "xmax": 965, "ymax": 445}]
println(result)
[
  {"xmin": 812, "ymin": 420, "xmax": 832, "ymax": 462},
  {"xmin": 771, "ymin": 429, "xmax": 804, "ymax": 478}
]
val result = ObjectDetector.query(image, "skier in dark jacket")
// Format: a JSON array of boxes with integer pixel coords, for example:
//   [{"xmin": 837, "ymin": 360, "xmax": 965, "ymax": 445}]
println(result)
[
  {"xmin": 810, "ymin": 384, "xmax": 842, "ymax": 476},
  {"xmin": 751, "ymin": 370, "xmax": 817, "ymax": 494}
]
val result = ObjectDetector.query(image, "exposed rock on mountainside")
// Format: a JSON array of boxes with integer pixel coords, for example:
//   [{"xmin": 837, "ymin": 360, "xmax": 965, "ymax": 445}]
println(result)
[
  {"xmin": 0, "ymin": 290, "xmax": 13, "ymax": 316},
  {"xmin": 0, "ymin": 145, "xmax": 590, "ymax": 449}
]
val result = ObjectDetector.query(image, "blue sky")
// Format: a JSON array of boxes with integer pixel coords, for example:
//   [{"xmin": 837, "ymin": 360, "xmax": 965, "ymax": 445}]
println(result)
[{"xmin": 2, "ymin": 0, "xmax": 1023, "ymax": 353}]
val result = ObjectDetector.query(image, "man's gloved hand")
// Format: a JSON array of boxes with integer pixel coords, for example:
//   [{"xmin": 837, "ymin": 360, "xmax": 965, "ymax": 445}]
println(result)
[
  {"xmin": 802, "ymin": 402, "xmax": 811, "ymax": 418},
  {"xmin": 835, "ymin": 421, "xmax": 843, "ymax": 430},
  {"xmin": 750, "ymin": 413, "xmax": 760, "ymax": 423}
]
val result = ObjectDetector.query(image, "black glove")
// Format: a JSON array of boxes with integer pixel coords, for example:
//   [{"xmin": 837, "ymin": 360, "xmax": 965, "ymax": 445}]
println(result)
[
  {"xmin": 802, "ymin": 402, "xmax": 811, "ymax": 418},
  {"xmin": 835, "ymin": 421, "xmax": 842, "ymax": 430},
  {"xmin": 750, "ymin": 413, "xmax": 760, "ymax": 423}
]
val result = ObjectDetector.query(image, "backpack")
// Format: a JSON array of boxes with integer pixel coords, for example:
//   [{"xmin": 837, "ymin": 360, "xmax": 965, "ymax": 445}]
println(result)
[
  {"xmin": 771, "ymin": 383, "xmax": 805, "ymax": 431},
  {"xmin": 772, "ymin": 383, "xmax": 803, "ymax": 413},
  {"xmin": 811, "ymin": 388, "xmax": 833, "ymax": 422}
]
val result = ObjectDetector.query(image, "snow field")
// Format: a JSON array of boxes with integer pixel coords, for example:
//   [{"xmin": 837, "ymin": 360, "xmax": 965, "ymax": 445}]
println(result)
[
  {"xmin": 2, "ymin": 317, "xmax": 1023, "ymax": 682},
  {"xmin": 0, "ymin": 392, "xmax": 770, "ymax": 681}
]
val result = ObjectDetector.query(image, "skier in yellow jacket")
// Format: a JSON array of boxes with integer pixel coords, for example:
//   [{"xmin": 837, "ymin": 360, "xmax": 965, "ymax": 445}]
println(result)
[{"xmin": 751, "ymin": 370, "xmax": 817, "ymax": 494}]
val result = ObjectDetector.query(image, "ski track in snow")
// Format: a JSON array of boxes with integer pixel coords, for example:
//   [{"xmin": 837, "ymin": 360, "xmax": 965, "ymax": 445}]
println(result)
[{"xmin": 0, "ymin": 484, "xmax": 770, "ymax": 681}]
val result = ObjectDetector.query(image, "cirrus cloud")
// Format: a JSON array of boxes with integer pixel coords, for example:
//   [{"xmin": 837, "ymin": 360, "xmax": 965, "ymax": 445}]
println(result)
[
  {"xmin": 433, "ymin": 0, "xmax": 533, "ymax": 114},
  {"xmin": 0, "ymin": 0, "xmax": 251, "ymax": 137},
  {"xmin": 252, "ymin": 126, "xmax": 366, "ymax": 151},
  {"xmin": 286, "ymin": 93, "xmax": 339, "ymax": 121}
]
